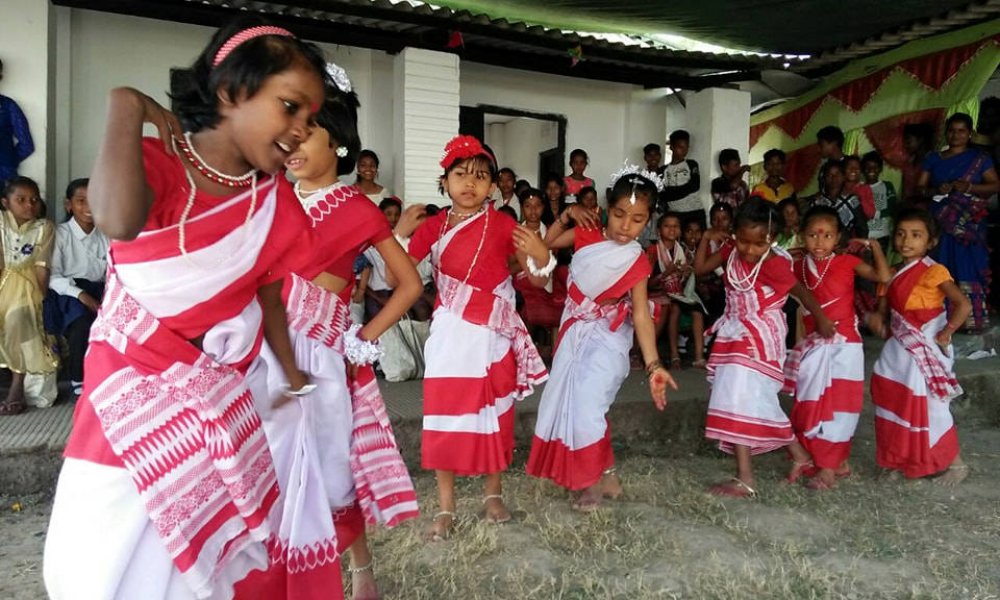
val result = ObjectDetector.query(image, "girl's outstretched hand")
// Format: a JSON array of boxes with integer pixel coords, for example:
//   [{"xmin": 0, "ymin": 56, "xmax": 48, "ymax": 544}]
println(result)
[
  {"xmin": 115, "ymin": 87, "xmax": 182, "ymax": 155},
  {"xmin": 514, "ymin": 225, "xmax": 549, "ymax": 259},
  {"xmin": 648, "ymin": 366, "xmax": 677, "ymax": 411},
  {"xmin": 565, "ymin": 204, "xmax": 601, "ymax": 229},
  {"xmin": 395, "ymin": 204, "xmax": 426, "ymax": 238}
]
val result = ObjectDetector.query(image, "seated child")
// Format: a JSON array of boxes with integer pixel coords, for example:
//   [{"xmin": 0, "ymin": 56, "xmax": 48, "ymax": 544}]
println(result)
[
  {"xmin": 751, "ymin": 148, "xmax": 796, "ymax": 203},
  {"xmin": 710, "ymin": 148, "xmax": 750, "ymax": 209},
  {"xmin": 0, "ymin": 176, "xmax": 58, "ymax": 413}
]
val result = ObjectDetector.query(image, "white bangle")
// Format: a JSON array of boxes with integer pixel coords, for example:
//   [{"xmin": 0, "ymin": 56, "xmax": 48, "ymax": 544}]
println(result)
[
  {"xmin": 282, "ymin": 383, "xmax": 317, "ymax": 397},
  {"xmin": 526, "ymin": 252, "xmax": 557, "ymax": 277},
  {"xmin": 344, "ymin": 323, "xmax": 384, "ymax": 365}
]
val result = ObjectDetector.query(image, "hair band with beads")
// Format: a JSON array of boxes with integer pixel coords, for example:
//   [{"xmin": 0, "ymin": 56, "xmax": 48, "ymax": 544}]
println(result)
[
  {"xmin": 440, "ymin": 135, "xmax": 496, "ymax": 170},
  {"xmin": 213, "ymin": 26, "xmax": 295, "ymax": 67}
]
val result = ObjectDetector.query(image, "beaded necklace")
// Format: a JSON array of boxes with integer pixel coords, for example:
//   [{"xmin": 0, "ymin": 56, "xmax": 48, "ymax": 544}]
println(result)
[
  {"xmin": 725, "ymin": 247, "xmax": 770, "ymax": 292},
  {"xmin": 178, "ymin": 169, "xmax": 258, "ymax": 268},
  {"xmin": 802, "ymin": 253, "xmax": 834, "ymax": 291},
  {"xmin": 177, "ymin": 133, "xmax": 256, "ymax": 188},
  {"xmin": 438, "ymin": 206, "xmax": 489, "ymax": 284}
]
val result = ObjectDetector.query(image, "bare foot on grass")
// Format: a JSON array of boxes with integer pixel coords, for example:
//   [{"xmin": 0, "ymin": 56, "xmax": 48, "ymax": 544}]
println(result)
[
  {"xmin": 572, "ymin": 485, "xmax": 604, "ymax": 512},
  {"xmin": 935, "ymin": 460, "xmax": 969, "ymax": 486},
  {"xmin": 425, "ymin": 511, "xmax": 454, "ymax": 542},
  {"xmin": 482, "ymin": 495, "xmax": 511, "ymax": 524},
  {"xmin": 350, "ymin": 565, "xmax": 379, "ymax": 600},
  {"xmin": 601, "ymin": 471, "xmax": 623, "ymax": 500}
]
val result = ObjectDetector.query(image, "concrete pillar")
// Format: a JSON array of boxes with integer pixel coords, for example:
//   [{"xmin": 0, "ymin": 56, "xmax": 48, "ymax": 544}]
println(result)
[
  {"xmin": 2, "ymin": 0, "xmax": 53, "ymax": 204},
  {"xmin": 686, "ymin": 87, "xmax": 752, "ymax": 212},
  {"xmin": 392, "ymin": 48, "xmax": 459, "ymax": 204}
]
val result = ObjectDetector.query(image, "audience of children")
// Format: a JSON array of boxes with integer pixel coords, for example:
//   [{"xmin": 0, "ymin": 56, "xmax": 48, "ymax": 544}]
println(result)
[
  {"xmin": 492, "ymin": 167, "xmax": 521, "ymax": 219},
  {"xmin": 563, "ymin": 148, "xmax": 595, "ymax": 199},
  {"xmin": 355, "ymin": 148, "xmax": 391, "ymax": 205},
  {"xmin": 659, "ymin": 130, "xmax": 703, "ymax": 224},
  {"xmin": 751, "ymin": 148, "xmax": 795, "ymax": 203},
  {"xmin": 808, "ymin": 160, "xmax": 868, "ymax": 239},
  {"xmin": 47, "ymin": 178, "xmax": 108, "ymax": 398},
  {"xmin": 861, "ymin": 151, "xmax": 898, "ymax": 252}
]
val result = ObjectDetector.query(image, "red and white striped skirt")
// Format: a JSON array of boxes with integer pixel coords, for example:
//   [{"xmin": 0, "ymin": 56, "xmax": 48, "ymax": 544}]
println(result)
[
  {"xmin": 706, "ymin": 363, "xmax": 794, "ymax": 455},
  {"xmin": 789, "ymin": 341, "xmax": 864, "ymax": 470},
  {"xmin": 421, "ymin": 307, "xmax": 544, "ymax": 475}
]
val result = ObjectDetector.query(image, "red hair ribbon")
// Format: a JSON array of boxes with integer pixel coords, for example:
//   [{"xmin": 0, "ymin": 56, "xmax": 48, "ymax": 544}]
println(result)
[
  {"xmin": 440, "ymin": 135, "xmax": 495, "ymax": 170},
  {"xmin": 213, "ymin": 26, "xmax": 295, "ymax": 68}
]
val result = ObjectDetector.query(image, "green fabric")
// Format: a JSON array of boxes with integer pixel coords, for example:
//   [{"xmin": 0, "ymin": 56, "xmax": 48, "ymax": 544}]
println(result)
[{"xmin": 428, "ymin": 0, "xmax": 976, "ymax": 55}]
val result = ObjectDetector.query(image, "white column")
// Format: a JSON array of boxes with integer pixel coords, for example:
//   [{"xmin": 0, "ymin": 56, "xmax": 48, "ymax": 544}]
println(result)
[
  {"xmin": 2, "ymin": 0, "xmax": 53, "ymax": 202},
  {"xmin": 686, "ymin": 87, "xmax": 752, "ymax": 211},
  {"xmin": 392, "ymin": 48, "xmax": 459, "ymax": 204}
]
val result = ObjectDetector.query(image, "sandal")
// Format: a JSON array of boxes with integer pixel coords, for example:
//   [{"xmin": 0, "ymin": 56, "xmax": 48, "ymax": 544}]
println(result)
[
  {"xmin": 426, "ymin": 511, "xmax": 455, "ymax": 542},
  {"xmin": 0, "ymin": 398, "xmax": 25, "ymax": 416},
  {"xmin": 707, "ymin": 477, "xmax": 757, "ymax": 499},
  {"xmin": 691, "ymin": 358, "xmax": 707, "ymax": 369},
  {"xmin": 481, "ymin": 495, "xmax": 512, "ymax": 524},
  {"xmin": 601, "ymin": 467, "xmax": 623, "ymax": 500},
  {"xmin": 785, "ymin": 459, "xmax": 817, "ymax": 484}
]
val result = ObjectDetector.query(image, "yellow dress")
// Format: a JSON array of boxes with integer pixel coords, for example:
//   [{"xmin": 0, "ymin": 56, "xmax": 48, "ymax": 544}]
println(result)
[
  {"xmin": 751, "ymin": 180, "xmax": 796, "ymax": 203},
  {"xmin": 0, "ymin": 210, "xmax": 58, "ymax": 378}
]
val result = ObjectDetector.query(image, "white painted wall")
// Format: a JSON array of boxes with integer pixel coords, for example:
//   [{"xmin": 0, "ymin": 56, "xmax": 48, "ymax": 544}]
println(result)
[
  {"xmin": 460, "ymin": 62, "xmax": 669, "ymax": 194},
  {"xmin": 686, "ymin": 87, "xmax": 752, "ymax": 210},
  {"xmin": 486, "ymin": 117, "xmax": 559, "ymax": 185},
  {"xmin": 2, "ymin": 0, "xmax": 52, "ymax": 198}
]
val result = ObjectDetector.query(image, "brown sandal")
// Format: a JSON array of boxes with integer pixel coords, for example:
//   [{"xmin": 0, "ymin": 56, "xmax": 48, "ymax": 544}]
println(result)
[{"xmin": 0, "ymin": 398, "xmax": 25, "ymax": 416}]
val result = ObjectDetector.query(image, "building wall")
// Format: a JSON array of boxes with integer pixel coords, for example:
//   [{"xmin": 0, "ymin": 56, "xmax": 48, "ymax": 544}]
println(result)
[{"xmin": 486, "ymin": 117, "xmax": 559, "ymax": 186}]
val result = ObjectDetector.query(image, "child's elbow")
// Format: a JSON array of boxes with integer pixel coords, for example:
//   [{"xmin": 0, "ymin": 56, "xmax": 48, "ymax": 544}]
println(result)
[{"xmin": 95, "ymin": 216, "xmax": 142, "ymax": 241}]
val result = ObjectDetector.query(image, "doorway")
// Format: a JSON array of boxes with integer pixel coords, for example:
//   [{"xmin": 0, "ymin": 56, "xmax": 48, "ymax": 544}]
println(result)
[{"xmin": 459, "ymin": 105, "xmax": 566, "ymax": 188}]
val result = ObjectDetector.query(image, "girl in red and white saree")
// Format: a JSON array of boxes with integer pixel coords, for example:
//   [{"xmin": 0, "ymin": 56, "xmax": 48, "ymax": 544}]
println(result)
[
  {"xmin": 260, "ymin": 72, "xmax": 420, "ymax": 600},
  {"xmin": 694, "ymin": 199, "xmax": 835, "ymax": 499},
  {"xmin": 527, "ymin": 169, "xmax": 675, "ymax": 512},
  {"xmin": 869, "ymin": 208, "xmax": 971, "ymax": 485},
  {"xmin": 407, "ymin": 136, "xmax": 551, "ymax": 541},
  {"xmin": 784, "ymin": 206, "xmax": 891, "ymax": 490},
  {"xmin": 44, "ymin": 21, "xmax": 329, "ymax": 600}
]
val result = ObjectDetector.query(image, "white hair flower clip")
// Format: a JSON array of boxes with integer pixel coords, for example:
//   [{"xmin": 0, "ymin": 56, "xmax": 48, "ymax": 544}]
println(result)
[
  {"xmin": 608, "ymin": 161, "xmax": 665, "ymax": 192},
  {"xmin": 326, "ymin": 62, "xmax": 352, "ymax": 93}
]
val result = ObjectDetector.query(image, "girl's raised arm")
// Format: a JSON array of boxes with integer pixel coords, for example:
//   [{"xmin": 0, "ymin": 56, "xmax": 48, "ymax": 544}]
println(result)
[
  {"xmin": 90, "ymin": 88, "xmax": 182, "ymax": 241},
  {"xmin": 631, "ymin": 278, "xmax": 676, "ymax": 410},
  {"xmin": 693, "ymin": 230, "xmax": 725, "ymax": 276},
  {"xmin": 849, "ymin": 239, "xmax": 892, "ymax": 283}
]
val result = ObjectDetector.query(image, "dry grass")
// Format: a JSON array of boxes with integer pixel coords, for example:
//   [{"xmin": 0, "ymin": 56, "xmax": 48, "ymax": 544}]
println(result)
[{"xmin": 363, "ymin": 409, "xmax": 1000, "ymax": 600}]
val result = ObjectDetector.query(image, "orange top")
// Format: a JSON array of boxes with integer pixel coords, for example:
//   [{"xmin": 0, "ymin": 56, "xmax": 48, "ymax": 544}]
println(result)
[{"xmin": 903, "ymin": 263, "xmax": 951, "ymax": 311}]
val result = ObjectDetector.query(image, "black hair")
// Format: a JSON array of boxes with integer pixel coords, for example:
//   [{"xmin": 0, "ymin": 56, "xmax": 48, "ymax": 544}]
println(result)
[
  {"xmin": 498, "ymin": 167, "xmax": 516, "ymax": 180},
  {"xmin": 171, "ymin": 16, "xmax": 329, "ymax": 133},
  {"xmin": 577, "ymin": 185, "xmax": 597, "ymax": 200},
  {"xmin": 709, "ymin": 201, "xmax": 734, "ymax": 220},
  {"xmin": 378, "ymin": 197, "xmax": 402, "ymax": 213},
  {"xmin": 718, "ymin": 148, "xmax": 740, "ymax": 166},
  {"xmin": 895, "ymin": 207, "xmax": 939, "ymax": 242},
  {"xmin": 3, "ymin": 176, "xmax": 39, "ymax": 199},
  {"xmin": 945, "ymin": 112, "xmax": 974, "ymax": 132},
  {"xmin": 569, "ymin": 148, "xmax": 588, "ymax": 162},
  {"xmin": 657, "ymin": 211, "xmax": 682, "ymax": 228},
  {"xmin": 861, "ymin": 151, "xmax": 883, "ymax": 169},
  {"xmin": 669, "ymin": 130, "xmax": 690, "ymax": 145},
  {"xmin": 800, "ymin": 205, "xmax": 842, "ymax": 233},
  {"xmin": 643, "ymin": 143, "xmax": 661, "ymax": 155},
  {"xmin": 816, "ymin": 125, "xmax": 845, "ymax": 147},
  {"xmin": 608, "ymin": 174, "xmax": 657, "ymax": 210},
  {"xmin": 358, "ymin": 149, "xmax": 380, "ymax": 168},
  {"xmin": 734, "ymin": 197, "xmax": 779, "ymax": 238},
  {"xmin": 497, "ymin": 205, "xmax": 518, "ymax": 221},
  {"xmin": 763, "ymin": 148, "xmax": 786, "ymax": 163},
  {"xmin": 315, "ymin": 84, "xmax": 361, "ymax": 175},
  {"xmin": 776, "ymin": 196, "xmax": 799, "ymax": 217},
  {"xmin": 65, "ymin": 178, "xmax": 89, "ymax": 200},
  {"xmin": 682, "ymin": 215, "xmax": 704, "ymax": 231},
  {"xmin": 514, "ymin": 179, "xmax": 530, "ymax": 191},
  {"xmin": 842, "ymin": 154, "xmax": 862, "ymax": 167},
  {"xmin": 425, "ymin": 204, "xmax": 440, "ymax": 217},
  {"xmin": 543, "ymin": 172, "xmax": 565, "ymax": 191},
  {"xmin": 819, "ymin": 159, "xmax": 844, "ymax": 181},
  {"xmin": 519, "ymin": 187, "xmax": 544, "ymax": 206}
]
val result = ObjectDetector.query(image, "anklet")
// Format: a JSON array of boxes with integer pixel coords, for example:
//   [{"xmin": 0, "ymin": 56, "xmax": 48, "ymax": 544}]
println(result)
[
  {"xmin": 603, "ymin": 467, "xmax": 617, "ymax": 476},
  {"xmin": 348, "ymin": 560, "xmax": 374, "ymax": 574}
]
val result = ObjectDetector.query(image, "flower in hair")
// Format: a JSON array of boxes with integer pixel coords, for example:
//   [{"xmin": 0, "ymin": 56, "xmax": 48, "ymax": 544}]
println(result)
[
  {"xmin": 440, "ymin": 135, "xmax": 495, "ymax": 169},
  {"xmin": 326, "ymin": 62, "xmax": 352, "ymax": 93},
  {"xmin": 608, "ymin": 160, "xmax": 665, "ymax": 192}
]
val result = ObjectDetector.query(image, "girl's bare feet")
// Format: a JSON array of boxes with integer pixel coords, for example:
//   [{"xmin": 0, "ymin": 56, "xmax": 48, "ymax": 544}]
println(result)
[
  {"xmin": 482, "ymin": 495, "xmax": 511, "ymax": 523},
  {"xmin": 707, "ymin": 477, "xmax": 757, "ymax": 498},
  {"xmin": 806, "ymin": 468, "xmax": 837, "ymax": 491},
  {"xmin": 572, "ymin": 485, "xmax": 604, "ymax": 512},
  {"xmin": 935, "ymin": 459, "xmax": 969, "ymax": 486},
  {"xmin": 600, "ymin": 469, "xmax": 623, "ymax": 500},
  {"xmin": 834, "ymin": 462, "xmax": 852, "ymax": 478},
  {"xmin": 877, "ymin": 468, "xmax": 903, "ymax": 482},
  {"xmin": 426, "ymin": 511, "xmax": 455, "ymax": 542},
  {"xmin": 785, "ymin": 459, "xmax": 816, "ymax": 484},
  {"xmin": 348, "ymin": 562, "xmax": 379, "ymax": 600}
]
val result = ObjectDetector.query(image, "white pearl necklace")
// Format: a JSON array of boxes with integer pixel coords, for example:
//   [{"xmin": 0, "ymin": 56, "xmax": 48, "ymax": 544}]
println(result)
[
  {"xmin": 183, "ymin": 132, "xmax": 256, "ymax": 186},
  {"xmin": 725, "ymin": 247, "xmax": 770, "ymax": 292},
  {"xmin": 802, "ymin": 254, "xmax": 834, "ymax": 291},
  {"xmin": 449, "ymin": 206, "xmax": 486, "ymax": 221},
  {"xmin": 178, "ymin": 169, "xmax": 258, "ymax": 267}
]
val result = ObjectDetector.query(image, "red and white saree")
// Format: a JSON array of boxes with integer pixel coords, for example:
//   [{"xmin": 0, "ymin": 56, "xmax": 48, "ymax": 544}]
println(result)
[
  {"xmin": 784, "ymin": 254, "xmax": 864, "ymax": 470},
  {"xmin": 526, "ymin": 230, "xmax": 651, "ymax": 490},
  {"xmin": 409, "ymin": 208, "xmax": 547, "ymax": 475},
  {"xmin": 46, "ymin": 138, "xmax": 309, "ymax": 600},
  {"xmin": 258, "ymin": 183, "xmax": 418, "ymax": 599},
  {"xmin": 871, "ymin": 257, "xmax": 962, "ymax": 478},
  {"xmin": 705, "ymin": 245, "xmax": 798, "ymax": 455}
]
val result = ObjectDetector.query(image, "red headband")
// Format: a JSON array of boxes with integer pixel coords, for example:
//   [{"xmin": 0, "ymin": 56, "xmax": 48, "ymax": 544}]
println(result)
[
  {"xmin": 440, "ymin": 135, "xmax": 496, "ymax": 170},
  {"xmin": 213, "ymin": 26, "xmax": 295, "ymax": 68}
]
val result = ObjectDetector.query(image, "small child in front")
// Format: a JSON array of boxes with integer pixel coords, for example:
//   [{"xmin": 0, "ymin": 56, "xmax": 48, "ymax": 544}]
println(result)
[
  {"xmin": 784, "ymin": 206, "xmax": 891, "ymax": 490},
  {"xmin": 694, "ymin": 198, "xmax": 834, "ymax": 497},
  {"xmin": 869, "ymin": 208, "xmax": 971, "ymax": 485},
  {"xmin": 408, "ymin": 135, "xmax": 552, "ymax": 540},
  {"xmin": 528, "ymin": 165, "xmax": 675, "ymax": 511}
]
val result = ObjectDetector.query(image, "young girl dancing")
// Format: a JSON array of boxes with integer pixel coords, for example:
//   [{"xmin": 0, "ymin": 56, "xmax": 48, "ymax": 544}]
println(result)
[
  {"xmin": 0, "ymin": 176, "xmax": 58, "ymax": 414},
  {"xmin": 784, "ymin": 206, "xmax": 891, "ymax": 490},
  {"xmin": 694, "ymin": 198, "xmax": 835, "ymax": 498},
  {"xmin": 527, "ymin": 166, "xmax": 676, "ymax": 512},
  {"xmin": 869, "ymin": 208, "xmax": 971, "ymax": 485},
  {"xmin": 260, "ymin": 66, "xmax": 420, "ymax": 600},
  {"xmin": 45, "ymin": 19, "xmax": 329, "ymax": 599},
  {"xmin": 407, "ymin": 135, "xmax": 551, "ymax": 540}
]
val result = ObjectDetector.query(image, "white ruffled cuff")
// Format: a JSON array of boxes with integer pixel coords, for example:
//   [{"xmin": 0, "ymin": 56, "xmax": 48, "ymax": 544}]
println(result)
[{"xmin": 344, "ymin": 323, "xmax": 384, "ymax": 366}]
